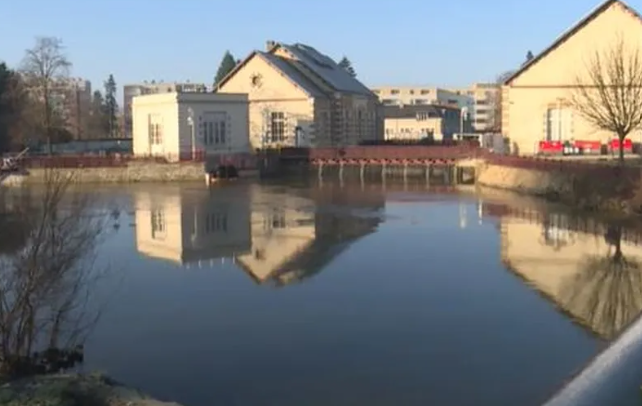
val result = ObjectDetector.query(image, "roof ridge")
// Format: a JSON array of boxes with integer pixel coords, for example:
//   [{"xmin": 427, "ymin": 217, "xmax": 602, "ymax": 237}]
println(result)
[{"xmin": 504, "ymin": 0, "xmax": 633, "ymax": 85}]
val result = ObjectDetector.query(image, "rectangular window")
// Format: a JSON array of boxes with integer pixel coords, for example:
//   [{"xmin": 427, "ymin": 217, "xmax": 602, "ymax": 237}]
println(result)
[
  {"xmin": 203, "ymin": 112, "xmax": 227, "ymax": 146},
  {"xmin": 205, "ymin": 212, "xmax": 227, "ymax": 233},
  {"xmin": 547, "ymin": 108, "xmax": 573, "ymax": 141},
  {"xmin": 263, "ymin": 209, "xmax": 286, "ymax": 230},
  {"xmin": 148, "ymin": 115, "xmax": 163, "ymax": 145},
  {"xmin": 270, "ymin": 112, "xmax": 285, "ymax": 142},
  {"xmin": 150, "ymin": 210, "xmax": 166, "ymax": 239}
]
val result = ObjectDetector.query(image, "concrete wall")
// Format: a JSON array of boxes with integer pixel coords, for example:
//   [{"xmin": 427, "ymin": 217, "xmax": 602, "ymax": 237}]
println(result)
[
  {"xmin": 20, "ymin": 162, "xmax": 206, "ymax": 184},
  {"xmin": 477, "ymin": 162, "xmax": 637, "ymax": 214}
]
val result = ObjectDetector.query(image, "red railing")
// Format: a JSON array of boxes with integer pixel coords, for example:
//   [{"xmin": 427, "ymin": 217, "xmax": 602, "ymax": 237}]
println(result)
[{"xmin": 279, "ymin": 145, "xmax": 482, "ymax": 160}]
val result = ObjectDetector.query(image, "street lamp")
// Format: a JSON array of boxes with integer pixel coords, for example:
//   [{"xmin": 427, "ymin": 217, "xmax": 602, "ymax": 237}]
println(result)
[
  {"xmin": 460, "ymin": 106, "xmax": 468, "ymax": 138},
  {"xmin": 187, "ymin": 107, "xmax": 195, "ymax": 160}
]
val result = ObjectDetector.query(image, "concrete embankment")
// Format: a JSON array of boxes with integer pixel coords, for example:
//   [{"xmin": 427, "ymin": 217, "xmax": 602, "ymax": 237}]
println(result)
[
  {"xmin": 2, "ymin": 162, "xmax": 259, "ymax": 185},
  {"xmin": 476, "ymin": 161, "xmax": 640, "ymax": 215},
  {"xmin": 0, "ymin": 373, "xmax": 183, "ymax": 406}
]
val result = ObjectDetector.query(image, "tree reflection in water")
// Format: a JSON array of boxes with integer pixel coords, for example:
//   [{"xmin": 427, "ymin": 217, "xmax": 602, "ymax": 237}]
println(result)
[
  {"xmin": 560, "ymin": 224, "xmax": 642, "ymax": 340},
  {"xmin": 0, "ymin": 171, "xmax": 105, "ymax": 380}
]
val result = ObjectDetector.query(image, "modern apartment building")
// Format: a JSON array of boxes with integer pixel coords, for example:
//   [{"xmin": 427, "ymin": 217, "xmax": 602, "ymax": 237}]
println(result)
[
  {"xmin": 53, "ymin": 77, "xmax": 93, "ymax": 139},
  {"xmin": 448, "ymin": 83, "xmax": 501, "ymax": 132},
  {"xmin": 372, "ymin": 86, "xmax": 472, "ymax": 109},
  {"xmin": 373, "ymin": 84, "xmax": 501, "ymax": 132},
  {"xmin": 23, "ymin": 77, "xmax": 93, "ymax": 140},
  {"xmin": 382, "ymin": 104, "xmax": 465, "ymax": 141},
  {"xmin": 123, "ymin": 81, "xmax": 207, "ymax": 138}
]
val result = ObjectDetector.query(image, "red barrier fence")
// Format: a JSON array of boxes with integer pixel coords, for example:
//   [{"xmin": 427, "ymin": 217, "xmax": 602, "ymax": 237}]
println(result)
[
  {"xmin": 537, "ymin": 139, "xmax": 633, "ymax": 155},
  {"xmin": 279, "ymin": 145, "xmax": 482, "ymax": 160}
]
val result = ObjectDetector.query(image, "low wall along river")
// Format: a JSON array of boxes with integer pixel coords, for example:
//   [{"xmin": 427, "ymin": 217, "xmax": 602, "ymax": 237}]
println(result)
[{"xmin": 12, "ymin": 162, "xmax": 206, "ymax": 184}]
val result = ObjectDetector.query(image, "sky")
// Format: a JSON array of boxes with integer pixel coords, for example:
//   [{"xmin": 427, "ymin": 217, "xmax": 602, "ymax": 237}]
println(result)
[{"xmin": 1, "ymin": 0, "xmax": 635, "ymax": 95}]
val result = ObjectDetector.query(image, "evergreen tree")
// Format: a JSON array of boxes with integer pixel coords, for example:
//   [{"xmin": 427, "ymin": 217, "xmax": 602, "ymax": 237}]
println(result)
[
  {"xmin": 338, "ymin": 56, "xmax": 356, "ymax": 77},
  {"xmin": 103, "ymin": 74, "xmax": 118, "ymax": 138},
  {"xmin": 0, "ymin": 63, "xmax": 21, "ymax": 151},
  {"xmin": 213, "ymin": 51, "xmax": 237, "ymax": 88},
  {"xmin": 88, "ymin": 90, "xmax": 108, "ymax": 138}
]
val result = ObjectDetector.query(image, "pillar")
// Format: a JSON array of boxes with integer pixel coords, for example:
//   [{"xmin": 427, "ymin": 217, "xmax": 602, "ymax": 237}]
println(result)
[{"xmin": 425, "ymin": 164, "xmax": 431, "ymax": 188}]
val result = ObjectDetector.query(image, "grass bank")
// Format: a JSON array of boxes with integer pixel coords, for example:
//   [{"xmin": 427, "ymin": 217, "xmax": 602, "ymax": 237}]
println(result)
[{"xmin": 0, "ymin": 373, "xmax": 182, "ymax": 406}]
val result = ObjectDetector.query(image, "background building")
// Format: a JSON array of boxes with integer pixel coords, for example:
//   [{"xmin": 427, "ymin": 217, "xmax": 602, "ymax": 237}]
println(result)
[
  {"xmin": 372, "ymin": 85, "xmax": 473, "ymax": 110},
  {"xmin": 123, "ymin": 81, "xmax": 208, "ymax": 138},
  {"xmin": 131, "ymin": 92, "xmax": 249, "ymax": 162},
  {"xmin": 216, "ymin": 40, "xmax": 383, "ymax": 148},
  {"xmin": 373, "ymin": 84, "xmax": 500, "ymax": 133},
  {"xmin": 382, "ymin": 104, "xmax": 466, "ymax": 141}
]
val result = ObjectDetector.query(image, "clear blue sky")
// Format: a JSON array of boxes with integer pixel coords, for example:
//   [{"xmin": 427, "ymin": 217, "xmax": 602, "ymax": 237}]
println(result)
[{"xmin": 1, "ymin": 0, "xmax": 634, "ymax": 93}]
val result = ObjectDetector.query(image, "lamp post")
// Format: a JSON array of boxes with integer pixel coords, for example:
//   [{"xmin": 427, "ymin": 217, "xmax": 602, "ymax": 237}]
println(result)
[
  {"xmin": 460, "ymin": 107, "xmax": 468, "ymax": 140},
  {"xmin": 187, "ymin": 107, "xmax": 195, "ymax": 160}
]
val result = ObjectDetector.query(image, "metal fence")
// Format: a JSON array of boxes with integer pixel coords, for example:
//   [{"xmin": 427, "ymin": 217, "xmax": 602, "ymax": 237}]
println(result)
[{"xmin": 278, "ymin": 144, "xmax": 483, "ymax": 160}]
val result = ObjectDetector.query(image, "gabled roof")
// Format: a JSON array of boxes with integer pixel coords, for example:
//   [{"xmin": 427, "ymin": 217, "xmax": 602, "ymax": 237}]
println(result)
[
  {"xmin": 256, "ymin": 51, "xmax": 325, "ymax": 97},
  {"xmin": 504, "ymin": 0, "xmax": 642, "ymax": 85},
  {"xmin": 215, "ymin": 51, "xmax": 325, "ymax": 97},
  {"xmin": 276, "ymin": 43, "xmax": 375, "ymax": 96},
  {"xmin": 216, "ymin": 40, "xmax": 376, "ymax": 98}
]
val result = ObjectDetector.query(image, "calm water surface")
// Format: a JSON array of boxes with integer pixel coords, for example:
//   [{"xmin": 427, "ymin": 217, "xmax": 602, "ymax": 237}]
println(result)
[{"xmin": 23, "ymin": 180, "xmax": 642, "ymax": 406}]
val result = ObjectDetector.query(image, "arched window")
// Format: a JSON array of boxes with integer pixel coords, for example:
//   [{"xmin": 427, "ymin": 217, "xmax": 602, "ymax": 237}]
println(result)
[{"xmin": 546, "ymin": 107, "xmax": 573, "ymax": 141}]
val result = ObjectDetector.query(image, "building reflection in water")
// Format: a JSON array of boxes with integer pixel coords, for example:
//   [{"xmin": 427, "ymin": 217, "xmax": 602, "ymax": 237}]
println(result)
[
  {"xmin": 134, "ymin": 186, "xmax": 252, "ymax": 265},
  {"xmin": 485, "ymin": 204, "xmax": 642, "ymax": 340},
  {"xmin": 134, "ymin": 183, "xmax": 384, "ymax": 286}
]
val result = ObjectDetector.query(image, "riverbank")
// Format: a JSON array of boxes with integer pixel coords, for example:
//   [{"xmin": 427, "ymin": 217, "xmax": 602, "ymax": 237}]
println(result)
[
  {"xmin": 2, "ymin": 162, "xmax": 259, "ymax": 185},
  {"xmin": 0, "ymin": 373, "xmax": 183, "ymax": 406},
  {"xmin": 477, "ymin": 160, "xmax": 642, "ymax": 216}
]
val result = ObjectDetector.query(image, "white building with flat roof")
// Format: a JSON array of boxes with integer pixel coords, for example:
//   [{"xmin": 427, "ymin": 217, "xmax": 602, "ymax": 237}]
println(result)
[{"xmin": 132, "ymin": 92, "xmax": 249, "ymax": 162}]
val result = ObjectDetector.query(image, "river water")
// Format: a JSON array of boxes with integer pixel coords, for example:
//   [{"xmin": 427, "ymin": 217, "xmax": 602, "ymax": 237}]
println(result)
[{"xmin": 5, "ymin": 179, "xmax": 642, "ymax": 405}]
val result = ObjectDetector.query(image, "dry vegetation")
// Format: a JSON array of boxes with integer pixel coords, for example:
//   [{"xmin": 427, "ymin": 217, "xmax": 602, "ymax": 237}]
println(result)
[
  {"xmin": 570, "ymin": 36, "xmax": 642, "ymax": 163},
  {"xmin": 0, "ymin": 170, "xmax": 104, "ymax": 381}
]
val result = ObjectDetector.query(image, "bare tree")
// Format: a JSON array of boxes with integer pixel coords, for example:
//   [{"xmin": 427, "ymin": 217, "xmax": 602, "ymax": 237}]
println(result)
[
  {"xmin": 20, "ymin": 37, "xmax": 72, "ymax": 154},
  {"xmin": 0, "ymin": 170, "xmax": 105, "ymax": 379},
  {"xmin": 570, "ymin": 37, "xmax": 642, "ymax": 164}
]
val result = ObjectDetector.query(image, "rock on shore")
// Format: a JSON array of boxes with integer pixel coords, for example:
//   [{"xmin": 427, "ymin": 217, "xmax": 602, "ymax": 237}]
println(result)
[{"xmin": 0, "ymin": 373, "xmax": 183, "ymax": 406}]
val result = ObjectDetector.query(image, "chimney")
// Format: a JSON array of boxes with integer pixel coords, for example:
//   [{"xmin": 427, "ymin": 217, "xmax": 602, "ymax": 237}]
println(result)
[{"xmin": 266, "ymin": 40, "xmax": 276, "ymax": 51}]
